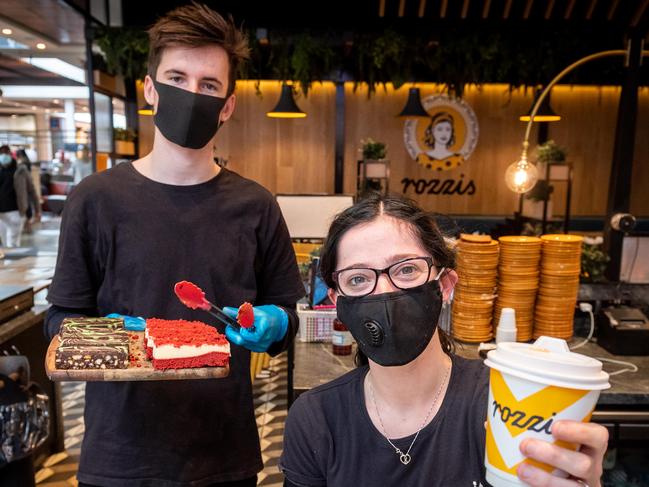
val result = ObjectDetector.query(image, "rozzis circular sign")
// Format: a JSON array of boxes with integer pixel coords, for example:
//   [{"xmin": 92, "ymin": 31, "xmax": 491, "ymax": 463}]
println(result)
[{"xmin": 403, "ymin": 94, "xmax": 479, "ymax": 171}]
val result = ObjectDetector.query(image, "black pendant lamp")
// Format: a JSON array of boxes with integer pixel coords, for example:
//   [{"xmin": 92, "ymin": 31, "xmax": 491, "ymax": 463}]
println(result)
[
  {"xmin": 520, "ymin": 89, "xmax": 561, "ymax": 122},
  {"xmin": 138, "ymin": 103, "xmax": 153, "ymax": 116},
  {"xmin": 267, "ymin": 84, "xmax": 306, "ymax": 118},
  {"xmin": 398, "ymin": 87, "xmax": 429, "ymax": 118}
]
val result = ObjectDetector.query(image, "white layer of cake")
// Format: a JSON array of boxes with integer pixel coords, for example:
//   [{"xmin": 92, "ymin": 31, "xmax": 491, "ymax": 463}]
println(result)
[
  {"xmin": 145, "ymin": 329, "xmax": 154, "ymax": 348},
  {"xmin": 152, "ymin": 342, "xmax": 230, "ymax": 359}
]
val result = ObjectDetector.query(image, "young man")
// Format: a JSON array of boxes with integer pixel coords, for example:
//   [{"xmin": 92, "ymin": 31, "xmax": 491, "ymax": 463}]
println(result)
[{"xmin": 45, "ymin": 4, "xmax": 304, "ymax": 486}]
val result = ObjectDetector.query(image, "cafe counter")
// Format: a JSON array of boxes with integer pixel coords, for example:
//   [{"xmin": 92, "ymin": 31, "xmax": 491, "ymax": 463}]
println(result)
[{"xmin": 291, "ymin": 339, "xmax": 649, "ymax": 441}]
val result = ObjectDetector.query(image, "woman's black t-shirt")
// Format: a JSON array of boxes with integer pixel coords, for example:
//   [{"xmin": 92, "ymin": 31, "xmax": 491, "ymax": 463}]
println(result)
[{"xmin": 280, "ymin": 355, "xmax": 490, "ymax": 487}]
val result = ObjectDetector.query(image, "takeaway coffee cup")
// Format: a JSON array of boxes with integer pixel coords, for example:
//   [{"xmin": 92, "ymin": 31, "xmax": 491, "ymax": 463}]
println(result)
[{"xmin": 483, "ymin": 336, "xmax": 610, "ymax": 487}]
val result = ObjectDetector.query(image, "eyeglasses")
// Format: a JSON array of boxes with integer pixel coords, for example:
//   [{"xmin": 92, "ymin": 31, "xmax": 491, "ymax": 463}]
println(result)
[{"xmin": 332, "ymin": 256, "xmax": 443, "ymax": 297}]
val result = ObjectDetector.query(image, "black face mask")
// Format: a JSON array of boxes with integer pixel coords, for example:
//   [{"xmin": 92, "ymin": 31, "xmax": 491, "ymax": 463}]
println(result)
[
  {"xmin": 153, "ymin": 80, "xmax": 227, "ymax": 149},
  {"xmin": 336, "ymin": 279, "xmax": 443, "ymax": 367}
]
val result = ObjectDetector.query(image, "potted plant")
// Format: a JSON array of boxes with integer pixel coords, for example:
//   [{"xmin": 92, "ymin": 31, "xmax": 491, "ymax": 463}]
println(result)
[
  {"xmin": 522, "ymin": 140, "xmax": 567, "ymax": 219},
  {"xmin": 537, "ymin": 139, "xmax": 567, "ymax": 166},
  {"xmin": 358, "ymin": 138, "xmax": 389, "ymax": 195},
  {"xmin": 360, "ymin": 137, "xmax": 387, "ymax": 161},
  {"xmin": 114, "ymin": 128, "xmax": 137, "ymax": 155}
]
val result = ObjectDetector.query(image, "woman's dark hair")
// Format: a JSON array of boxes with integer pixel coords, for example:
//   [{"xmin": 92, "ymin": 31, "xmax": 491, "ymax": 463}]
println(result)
[{"xmin": 319, "ymin": 192, "xmax": 457, "ymax": 364}]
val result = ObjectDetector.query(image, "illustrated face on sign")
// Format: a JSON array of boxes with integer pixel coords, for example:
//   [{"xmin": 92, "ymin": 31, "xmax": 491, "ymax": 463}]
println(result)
[
  {"xmin": 433, "ymin": 121, "xmax": 453, "ymax": 147},
  {"xmin": 424, "ymin": 112, "xmax": 456, "ymax": 150}
]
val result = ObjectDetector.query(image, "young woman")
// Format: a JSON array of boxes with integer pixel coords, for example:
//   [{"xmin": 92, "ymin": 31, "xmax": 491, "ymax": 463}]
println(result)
[{"xmin": 280, "ymin": 193, "xmax": 608, "ymax": 487}]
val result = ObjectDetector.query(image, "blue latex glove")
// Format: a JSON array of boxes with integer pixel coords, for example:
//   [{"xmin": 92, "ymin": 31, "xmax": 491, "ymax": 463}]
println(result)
[
  {"xmin": 105, "ymin": 313, "xmax": 146, "ymax": 331},
  {"xmin": 222, "ymin": 305, "xmax": 288, "ymax": 353}
]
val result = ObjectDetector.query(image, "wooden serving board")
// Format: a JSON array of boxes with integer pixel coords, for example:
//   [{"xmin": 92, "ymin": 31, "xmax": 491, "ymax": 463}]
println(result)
[{"xmin": 45, "ymin": 331, "xmax": 229, "ymax": 382}]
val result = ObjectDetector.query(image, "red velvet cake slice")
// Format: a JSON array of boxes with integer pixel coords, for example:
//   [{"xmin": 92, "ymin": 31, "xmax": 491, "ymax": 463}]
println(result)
[{"xmin": 146, "ymin": 318, "xmax": 230, "ymax": 370}]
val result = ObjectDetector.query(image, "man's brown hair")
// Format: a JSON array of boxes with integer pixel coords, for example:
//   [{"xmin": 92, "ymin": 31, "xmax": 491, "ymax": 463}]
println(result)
[{"xmin": 147, "ymin": 2, "xmax": 249, "ymax": 96}]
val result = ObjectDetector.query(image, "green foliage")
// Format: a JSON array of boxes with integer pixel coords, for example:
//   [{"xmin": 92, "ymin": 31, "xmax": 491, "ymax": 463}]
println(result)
[
  {"xmin": 360, "ymin": 138, "xmax": 387, "ymax": 160},
  {"xmin": 113, "ymin": 128, "xmax": 137, "ymax": 142},
  {"xmin": 537, "ymin": 140, "xmax": 567, "ymax": 164},
  {"xmin": 290, "ymin": 34, "xmax": 335, "ymax": 96},
  {"xmin": 92, "ymin": 24, "xmax": 625, "ymax": 98},
  {"xmin": 580, "ymin": 243, "xmax": 610, "ymax": 283},
  {"xmin": 95, "ymin": 27, "xmax": 149, "ymax": 81}
]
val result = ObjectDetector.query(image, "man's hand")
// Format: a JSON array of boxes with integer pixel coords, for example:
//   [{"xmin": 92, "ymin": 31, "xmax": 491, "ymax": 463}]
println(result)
[
  {"xmin": 517, "ymin": 420, "xmax": 608, "ymax": 487},
  {"xmin": 222, "ymin": 305, "xmax": 288, "ymax": 353}
]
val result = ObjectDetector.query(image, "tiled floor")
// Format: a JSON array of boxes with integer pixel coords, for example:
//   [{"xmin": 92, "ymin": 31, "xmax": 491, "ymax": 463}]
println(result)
[{"xmin": 36, "ymin": 355, "xmax": 289, "ymax": 486}]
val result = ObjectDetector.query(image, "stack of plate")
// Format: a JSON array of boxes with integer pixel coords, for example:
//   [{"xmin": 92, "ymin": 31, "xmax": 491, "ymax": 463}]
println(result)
[
  {"xmin": 534, "ymin": 234, "xmax": 584, "ymax": 339},
  {"xmin": 452, "ymin": 234, "xmax": 499, "ymax": 343},
  {"xmin": 495, "ymin": 236, "xmax": 542, "ymax": 342}
]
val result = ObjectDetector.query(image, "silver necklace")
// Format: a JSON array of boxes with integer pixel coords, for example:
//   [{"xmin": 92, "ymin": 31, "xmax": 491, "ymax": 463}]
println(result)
[{"xmin": 368, "ymin": 362, "xmax": 451, "ymax": 465}]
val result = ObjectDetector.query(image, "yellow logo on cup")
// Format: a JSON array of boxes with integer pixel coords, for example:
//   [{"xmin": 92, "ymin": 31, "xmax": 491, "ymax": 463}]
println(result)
[{"xmin": 486, "ymin": 369, "xmax": 596, "ymax": 477}]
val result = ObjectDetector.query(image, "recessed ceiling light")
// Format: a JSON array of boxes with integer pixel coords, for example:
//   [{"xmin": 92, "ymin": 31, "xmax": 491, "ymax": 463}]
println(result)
[
  {"xmin": 31, "ymin": 105, "xmax": 37, "ymax": 110},
  {"xmin": 83, "ymin": 106, "xmax": 88, "ymax": 111},
  {"xmin": 1, "ymin": 28, "xmax": 12, "ymax": 35},
  {"xmin": 36, "ymin": 42, "xmax": 46, "ymax": 50},
  {"xmin": 11, "ymin": 114, "xmax": 17, "ymax": 118},
  {"xmin": 45, "ymin": 109, "xmax": 50, "ymax": 113},
  {"xmin": 53, "ymin": 99, "xmax": 60, "ymax": 104}
]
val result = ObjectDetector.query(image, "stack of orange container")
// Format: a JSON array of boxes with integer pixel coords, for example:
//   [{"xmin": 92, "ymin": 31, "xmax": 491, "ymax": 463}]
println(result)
[
  {"xmin": 494, "ymin": 236, "xmax": 542, "ymax": 342},
  {"xmin": 452, "ymin": 234, "xmax": 499, "ymax": 343},
  {"xmin": 534, "ymin": 235, "xmax": 584, "ymax": 339}
]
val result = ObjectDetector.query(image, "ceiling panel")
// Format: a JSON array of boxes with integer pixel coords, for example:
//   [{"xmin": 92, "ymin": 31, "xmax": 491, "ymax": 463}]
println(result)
[{"xmin": 0, "ymin": 0, "xmax": 85, "ymax": 45}]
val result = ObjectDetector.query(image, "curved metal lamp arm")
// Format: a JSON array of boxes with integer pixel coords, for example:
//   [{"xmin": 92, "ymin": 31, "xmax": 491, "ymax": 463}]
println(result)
[{"xmin": 521, "ymin": 48, "xmax": 649, "ymax": 157}]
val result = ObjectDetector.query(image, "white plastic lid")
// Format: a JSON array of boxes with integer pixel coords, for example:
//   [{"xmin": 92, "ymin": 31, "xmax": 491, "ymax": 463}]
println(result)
[{"xmin": 485, "ymin": 336, "xmax": 610, "ymax": 390}]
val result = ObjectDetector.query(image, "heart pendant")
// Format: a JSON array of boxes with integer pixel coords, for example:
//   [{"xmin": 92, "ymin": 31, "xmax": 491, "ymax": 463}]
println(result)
[{"xmin": 400, "ymin": 453, "xmax": 411, "ymax": 465}]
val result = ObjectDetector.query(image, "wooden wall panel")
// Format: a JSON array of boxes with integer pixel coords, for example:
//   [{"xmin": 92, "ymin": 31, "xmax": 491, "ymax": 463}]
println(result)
[
  {"xmin": 135, "ymin": 81, "xmax": 649, "ymax": 217},
  {"xmin": 214, "ymin": 81, "xmax": 336, "ymax": 194},
  {"xmin": 550, "ymin": 86, "xmax": 620, "ymax": 216}
]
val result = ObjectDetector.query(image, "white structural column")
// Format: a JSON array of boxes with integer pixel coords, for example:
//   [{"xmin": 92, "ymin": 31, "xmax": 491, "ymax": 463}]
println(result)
[{"xmin": 64, "ymin": 100, "xmax": 76, "ymax": 143}]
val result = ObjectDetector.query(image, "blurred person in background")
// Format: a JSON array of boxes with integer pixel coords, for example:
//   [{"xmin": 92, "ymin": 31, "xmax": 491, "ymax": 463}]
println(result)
[
  {"xmin": 16, "ymin": 149, "xmax": 42, "ymax": 233},
  {"xmin": 72, "ymin": 146, "xmax": 93, "ymax": 184},
  {"xmin": 0, "ymin": 145, "xmax": 40, "ymax": 247}
]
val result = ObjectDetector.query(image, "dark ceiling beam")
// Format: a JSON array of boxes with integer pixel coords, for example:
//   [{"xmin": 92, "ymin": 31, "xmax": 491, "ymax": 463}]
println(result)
[
  {"xmin": 418, "ymin": 0, "xmax": 426, "ymax": 17},
  {"xmin": 503, "ymin": 0, "xmax": 513, "ymax": 19},
  {"xmin": 0, "ymin": 77, "xmax": 79, "ymax": 86},
  {"xmin": 631, "ymin": 0, "xmax": 649, "ymax": 27},
  {"xmin": 461, "ymin": 0, "xmax": 471, "ymax": 19},
  {"xmin": 545, "ymin": 0, "xmax": 556, "ymax": 19},
  {"xmin": 440, "ymin": 0, "xmax": 448, "ymax": 18},
  {"xmin": 379, "ymin": 0, "xmax": 386, "ymax": 17},
  {"xmin": 564, "ymin": 0, "xmax": 577, "ymax": 19},
  {"xmin": 523, "ymin": 0, "xmax": 535, "ymax": 19},
  {"xmin": 607, "ymin": 0, "xmax": 620, "ymax": 21},
  {"xmin": 482, "ymin": 0, "xmax": 492, "ymax": 19},
  {"xmin": 398, "ymin": 0, "xmax": 406, "ymax": 17},
  {"xmin": 586, "ymin": 0, "xmax": 598, "ymax": 20},
  {"xmin": 0, "ymin": 65, "xmax": 34, "ymax": 78}
]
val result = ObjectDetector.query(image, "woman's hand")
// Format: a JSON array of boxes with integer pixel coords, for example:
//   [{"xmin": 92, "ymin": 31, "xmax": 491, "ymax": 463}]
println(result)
[{"xmin": 517, "ymin": 420, "xmax": 608, "ymax": 487}]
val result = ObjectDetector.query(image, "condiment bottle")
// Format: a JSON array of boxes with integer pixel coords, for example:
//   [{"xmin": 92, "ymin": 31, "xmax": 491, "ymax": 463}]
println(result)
[{"xmin": 332, "ymin": 318, "xmax": 353, "ymax": 355}]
